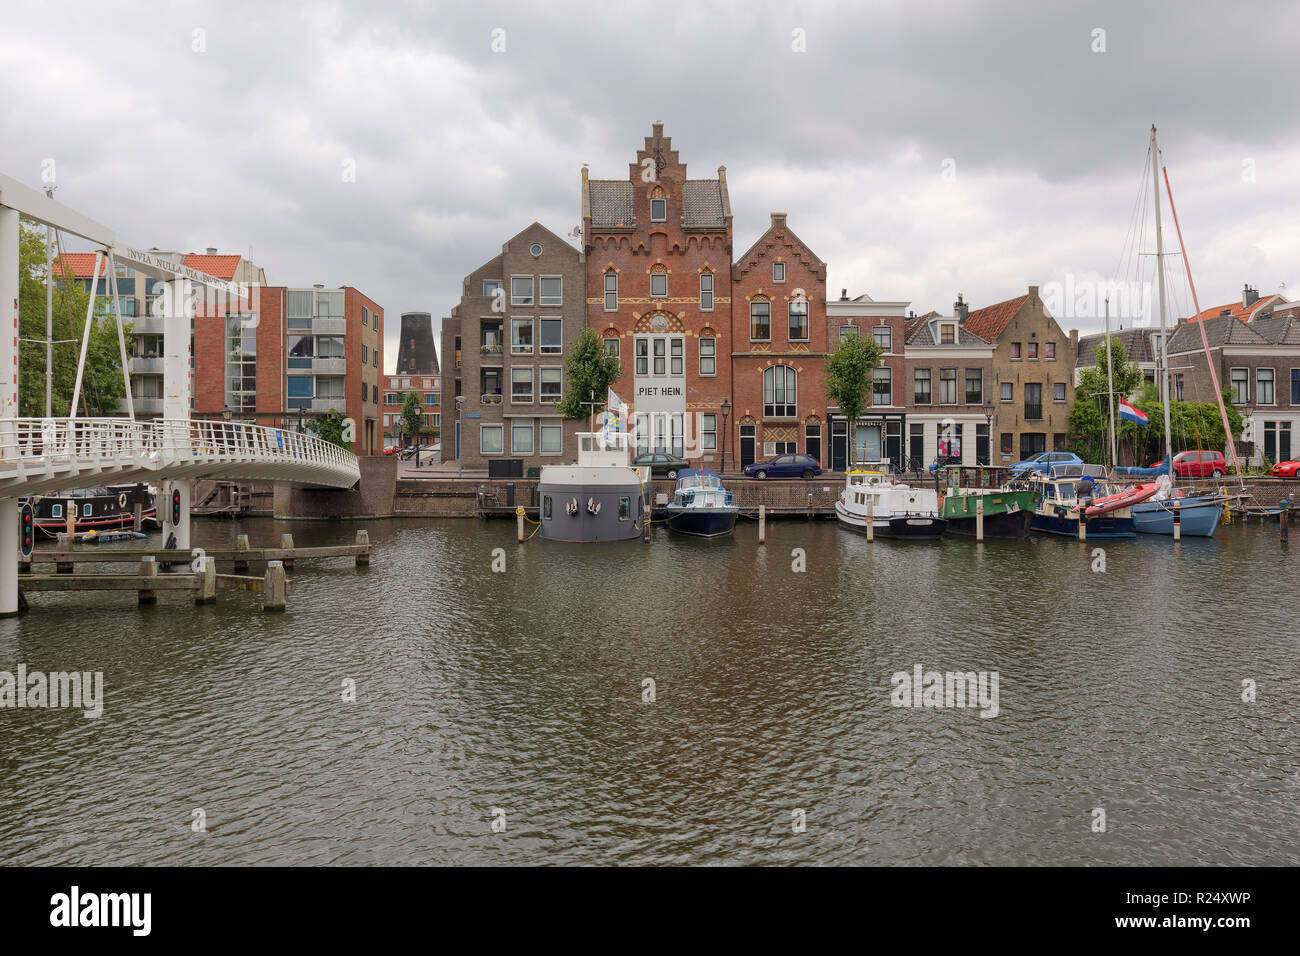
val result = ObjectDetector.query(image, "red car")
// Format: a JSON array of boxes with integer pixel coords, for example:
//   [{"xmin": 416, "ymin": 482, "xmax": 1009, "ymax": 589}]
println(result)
[
  {"xmin": 1170, "ymin": 450, "xmax": 1227, "ymax": 478},
  {"xmin": 1270, "ymin": 459, "xmax": 1300, "ymax": 477}
]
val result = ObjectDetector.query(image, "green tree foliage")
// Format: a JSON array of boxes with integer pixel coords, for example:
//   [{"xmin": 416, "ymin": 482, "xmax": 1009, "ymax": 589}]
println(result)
[
  {"xmin": 557, "ymin": 327, "xmax": 623, "ymax": 420},
  {"xmin": 306, "ymin": 408, "xmax": 352, "ymax": 448},
  {"xmin": 823, "ymin": 333, "xmax": 883, "ymax": 466},
  {"xmin": 17, "ymin": 221, "xmax": 131, "ymax": 416},
  {"xmin": 1067, "ymin": 339, "xmax": 1144, "ymax": 464},
  {"xmin": 401, "ymin": 390, "xmax": 423, "ymax": 444}
]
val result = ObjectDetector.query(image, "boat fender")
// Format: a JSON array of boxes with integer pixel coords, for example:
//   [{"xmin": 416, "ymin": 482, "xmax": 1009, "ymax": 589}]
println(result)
[
  {"xmin": 566, "ymin": 498, "xmax": 579, "ymax": 516},
  {"xmin": 587, "ymin": 497, "xmax": 600, "ymax": 515}
]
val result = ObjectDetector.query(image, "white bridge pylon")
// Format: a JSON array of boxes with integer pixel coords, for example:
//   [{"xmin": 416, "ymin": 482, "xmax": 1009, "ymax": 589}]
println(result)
[{"xmin": 0, "ymin": 170, "xmax": 361, "ymax": 616}]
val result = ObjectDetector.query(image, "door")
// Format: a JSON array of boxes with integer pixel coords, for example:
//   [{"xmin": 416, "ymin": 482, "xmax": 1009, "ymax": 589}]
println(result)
[
  {"xmin": 1264, "ymin": 424, "xmax": 1277, "ymax": 465},
  {"xmin": 1280, "ymin": 423, "xmax": 1292, "ymax": 462},
  {"xmin": 859, "ymin": 424, "xmax": 881, "ymax": 466},
  {"xmin": 740, "ymin": 424, "xmax": 756, "ymax": 468},
  {"xmin": 831, "ymin": 420, "xmax": 848, "ymax": 472},
  {"xmin": 885, "ymin": 421, "xmax": 902, "ymax": 470},
  {"xmin": 976, "ymin": 424, "xmax": 990, "ymax": 466},
  {"xmin": 805, "ymin": 424, "xmax": 821, "ymax": 466}
]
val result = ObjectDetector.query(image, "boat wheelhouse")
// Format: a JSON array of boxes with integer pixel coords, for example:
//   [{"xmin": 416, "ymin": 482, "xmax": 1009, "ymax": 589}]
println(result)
[
  {"xmin": 1021, "ymin": 464, "xmax": 1136, "ymax": 538},
  {"xmin": 935, "ymin": 467, "xmax": 1037, "ymax": 539},
  {"xmin": 664, "ymin": 469, "xmax": 737, "ymax": 538},
  {"xmin": 834, "ymin": 470, "xmax": 947, "ymax": 540},
  {"xmin": 537, "ymin": 432, "xmax": 648, "ymax": 543}
]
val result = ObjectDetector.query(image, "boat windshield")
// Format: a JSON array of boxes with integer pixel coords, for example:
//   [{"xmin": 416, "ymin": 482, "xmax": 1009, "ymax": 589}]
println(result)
[{"xmin": 677, "ymin": 473, "xmax": 721, "ymax": 491}]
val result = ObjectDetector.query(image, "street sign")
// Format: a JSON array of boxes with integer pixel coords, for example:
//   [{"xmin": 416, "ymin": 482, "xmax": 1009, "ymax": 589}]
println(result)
[{"xmin": 465, "ymin": 413, "xmax": 481, "ymax": 419}]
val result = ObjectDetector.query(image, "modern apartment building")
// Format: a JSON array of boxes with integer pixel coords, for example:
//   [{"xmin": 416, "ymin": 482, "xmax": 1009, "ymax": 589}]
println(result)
[{"xmin": 441, "ymin": 222, "xmax": 585, "ymax": 470}]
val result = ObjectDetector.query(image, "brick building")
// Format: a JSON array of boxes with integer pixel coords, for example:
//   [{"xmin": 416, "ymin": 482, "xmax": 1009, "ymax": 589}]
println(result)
[
  {"xmin": 382, "ymin": 372, "xmax": 440, "ymax": 446},
  {"xmin": 963, "ymin": 286, "xmax": 1077, "ymax": 463},
  {"xmin": 903, "ymin": 298, "xmax": 996, "ymax": 468},
  {"xmin": 582, "ymin": 123, "xmax": 733, "ymax": 465},
  {"xmin": 825, "ymin": 291, "xmax": 912, "ymax": 470},
  {"xmin": 441, "ymin": 222, "xmax": 585, "ymax": 470},
  {"xmin": 730, "ymin": 212, "xmax": 828, "ymax": 470}
]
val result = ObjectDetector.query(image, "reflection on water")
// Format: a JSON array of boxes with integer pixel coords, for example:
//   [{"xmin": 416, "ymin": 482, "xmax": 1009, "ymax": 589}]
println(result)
[{"xmin": 1, "ymin": 517, "xmax": 1297, "ymax": 865}]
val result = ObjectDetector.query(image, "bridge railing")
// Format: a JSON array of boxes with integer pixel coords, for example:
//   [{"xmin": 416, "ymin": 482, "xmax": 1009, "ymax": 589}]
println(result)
[
  {"xmin": 155, "ymin": 418, "xmax": 358, "ymax": 474},
  {"xmin": 3, "ymin": 417, "xmax": 152, "ymax": 465}
]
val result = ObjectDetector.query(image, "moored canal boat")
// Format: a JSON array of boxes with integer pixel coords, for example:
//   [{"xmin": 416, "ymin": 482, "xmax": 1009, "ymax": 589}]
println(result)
[
  {"xmin": 835, "ymin": 470, "xmax": 947, "ymax": 539},
  {"xmin": 1023, "ymin": 464, "xmax": 1136, "ymax": 538},
  {"xmin": 664, "ymin": 469, "xmax": 737, "ymax": 538},
  {"xmin": 23, "ymin": 483, "xmax": 160, "ymax": 537},
  {"xmin": 935, "ymin": 466, "xmax": 1037, "ymax": 539},
  {"xmin": 538, "ymin": 432, "xmax": 649, "ymax": 543}
]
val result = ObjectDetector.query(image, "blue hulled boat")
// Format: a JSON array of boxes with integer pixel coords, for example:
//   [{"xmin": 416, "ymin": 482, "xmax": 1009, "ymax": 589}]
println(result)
[
  {"xmin": 665, "ymin": 469, "xmax": 738, "ymax": 538},
  {"xmin": 1130, "ymin": 493, "xmax": 1224, "ymax": 536},
  {"xmin": 1021, "ymin": 464, "xmax": 1137, "ymax": 538}
]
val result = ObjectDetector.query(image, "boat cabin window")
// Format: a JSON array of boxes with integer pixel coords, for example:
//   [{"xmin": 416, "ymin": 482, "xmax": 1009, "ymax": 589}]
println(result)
[
  {"xmin": 83, "ymin": 504, "xmax": 93, "ymax": 517},
  {"xmin": 543, "ymin": 496, "xmax": 552, "ymax": 520},
  {"xmin": 51, "ymin": 504, "xmax": 62, "ymax": 518},
  {"xmin": 619, "ymin": 497, "xmax": 630, "ymax": 521}
]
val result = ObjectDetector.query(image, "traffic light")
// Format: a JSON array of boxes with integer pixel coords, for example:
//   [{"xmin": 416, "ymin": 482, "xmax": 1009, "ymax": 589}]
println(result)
[
  {"xmin": 171, "ymin": 488, "xmax": 182, "ymax": 526},
  {"xmin": 19, "ymin": 503, "xmax": 34, "ymax": 559}
]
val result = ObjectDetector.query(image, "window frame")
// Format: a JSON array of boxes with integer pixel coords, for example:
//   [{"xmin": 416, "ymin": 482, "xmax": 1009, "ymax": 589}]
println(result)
[
  {"xmin": 749, "ymin": 299, "xmax": 771, "ymax": 342},
  {"xmin": 510, "ymin": 421, "xmax": 534, "ymax": 455},
  {"xmin": 539, "ymin": 367, "xmax": 562, "ymax": 403},
  {"xmin": 510, "ymin": 317, "xmax": 534, "ymax": 355},
  {"xmin": 603, "ymin": 272, "xmax": 618, "ymax": 312},
  {"xmin": 788, "ymin": 298, "xmax": 809, "ymax": 342},
  {"xmin": 699, "ymin": 336, "xmax": 716, "ymax": 377},
  {"xmin": 939, "ymin": 367, "xmax": 958, "ymax": 405},
  {"xmin": 772, "ymin": 262, "xmax": 786, "ymax": 284},
  {"xmin": 700, "ymin": 272, "xmax": 714, "ymax": 311},
  {"xmin": 964, "ymin": 368, "xmax": 982, "ymax": 405},
  {"xmin": 1257, "ymin": 367, "xmax": 1275, "ymax": 405},
  {"xmin": 480, "ymin": 423, "xmax": 504, "ymax": 455},
  {"xmin": 913, "ymin": 368, "xmax": 932, "ymax": 405},
  {"xmin": 650, "ymin": 272, "xmax": 668, "ymax": 298},
  {"xmin": 511, "ymin": 366, "xmax": 534, "ymax": 404},
  {"xmin": 538, "ymin": 275, "xmax": 562, "ymax": 307},
  {"xmin": 510, "ymin": 275, "xmax": 534, "ymax": 306}
]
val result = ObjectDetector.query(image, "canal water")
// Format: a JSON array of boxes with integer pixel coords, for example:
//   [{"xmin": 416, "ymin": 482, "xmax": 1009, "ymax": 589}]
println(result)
[{"xmin": 1, "ymin": 516, "xmax": 1297, "ymax": 865}]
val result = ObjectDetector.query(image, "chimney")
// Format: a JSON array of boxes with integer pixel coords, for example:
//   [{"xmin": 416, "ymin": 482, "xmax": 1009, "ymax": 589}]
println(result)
[
  {"xmin": 770, "ymin": 212, "xmax": 787, "ymax": 229},
  {"xmin": 954, "ymin": 294, "xmax": 969, "ymax": 323},
  {"xmin": 840, "ymin": 288, "xmax": 849, "ymax": 301},
  {"xmin": 1243, "ymin": 284, "xmax": 1259, "ymax": 308},
  {"xmin": 206, "ymin": 247, "xmax": 217, "ymax": 255},
  {"xmin": 314, "ymin": 283, "xmax": 324, "ymax": 290},
  {"xmin": 1069, "ymin": 329, "xmax": 1079, "ymax": 352}
]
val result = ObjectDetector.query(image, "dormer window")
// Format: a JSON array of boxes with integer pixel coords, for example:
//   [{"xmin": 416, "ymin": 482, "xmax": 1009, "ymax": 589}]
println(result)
[
  {"xmin": 940, "ymin": 324, "xmax": 956, "ymax": 344},
  {"xmin": 650, "ymin": 186, "xmax": 667, "ymax": 222}
]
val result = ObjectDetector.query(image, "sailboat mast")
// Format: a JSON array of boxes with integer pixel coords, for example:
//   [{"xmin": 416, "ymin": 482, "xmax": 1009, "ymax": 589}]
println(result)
[
  {"xmin": 1150, "ymin": 125, "xmax": 1174, "ymax": 478},
  {"xmin": 44, "ymin": 187, "xmax": 54, "ymax": 418},
  {"xmin": 1104, "ymin": 296, "xmax": 1118, "ymax": 470}
]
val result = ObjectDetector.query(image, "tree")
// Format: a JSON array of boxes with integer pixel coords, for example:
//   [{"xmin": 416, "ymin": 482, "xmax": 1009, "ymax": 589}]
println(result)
[
  {"xmin": 307, "ymin": 408, "xmax": 352, "ymax": 448},
  {"xmin": 557, "ymin": 327, "xmax": 623, "ymax": 421},
  {"xmin": 401, "ymin": 390, "xmax": 423, "ymax": 446},
  {"xmin": 1067, "ymin": 339, "xmax": 1144, "ymax": 464},
  {"xmin": 823, "ymin": 334, "xmax": 883, "ymax": 468},
  {"xmin": 17, "ymin": 221, "xmax": 132, "ymax": 416}
]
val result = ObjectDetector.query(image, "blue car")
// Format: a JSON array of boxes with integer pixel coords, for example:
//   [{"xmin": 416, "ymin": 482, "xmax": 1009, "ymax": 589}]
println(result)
[
  {"xmin": 1009, "ymin": 451, "xmax": 1084, "ymax": 477},
  {"xmin": 743, "ymin": 453, "xmax": 822, "ymax": 479}
]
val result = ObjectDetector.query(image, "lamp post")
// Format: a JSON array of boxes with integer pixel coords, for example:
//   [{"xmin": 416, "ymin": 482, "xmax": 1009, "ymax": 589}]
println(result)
[
  {"xmin": 720, "ymin": 399, "xmax": 731, "ymax": 475},
  {"xmin": 982, "ymin": 401, "xmax": 994, "ymax": 466}
]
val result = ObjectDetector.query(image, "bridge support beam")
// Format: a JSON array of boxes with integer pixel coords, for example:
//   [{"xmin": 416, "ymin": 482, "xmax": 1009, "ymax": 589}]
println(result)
[
  {"xmin": 1, "ymin": 207, "xmax": 19, "ymax": 617},
  {"xmin": 0, "ymin": 501, "xmax": 17, "ymax": 617}
]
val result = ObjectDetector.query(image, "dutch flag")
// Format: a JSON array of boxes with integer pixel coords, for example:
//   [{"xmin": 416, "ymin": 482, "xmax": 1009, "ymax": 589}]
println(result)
[{"xmin": 1118, "ymin": 399, "xmax": 1148, "ymax": 426}]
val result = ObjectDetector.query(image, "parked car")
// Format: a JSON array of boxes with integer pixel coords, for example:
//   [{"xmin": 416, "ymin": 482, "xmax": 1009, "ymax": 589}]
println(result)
[
  {"xmin": 631, "ymin": 452, "xmax": 690, "ymax": 479},
  {"xmin": 1170, "ymin": 450, "xmax": 1226, "ymax": 478},
  {"xmin": 1009, "ymin": 451, "xmax": 1084, "ymax": 476},
  {"xmin": 383, "ymin": 444, "xmax": 398, "ymax": 456},
  {"xmin": 743, "ymin": 453, "xmax": 822, "ymax": 479},
  {"xmin": 1270, "ymin": 459, "xmax": 1300, "ymax": 478}
]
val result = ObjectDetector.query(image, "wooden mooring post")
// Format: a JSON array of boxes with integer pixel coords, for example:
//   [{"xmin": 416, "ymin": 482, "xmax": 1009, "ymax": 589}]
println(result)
[
  {"xmin": 56, "ymin": 533, "xmax": 74, "ymax": 574},
  {"xmin": 137, "ymin": 556, "xmax": 157, "ymax": 605},
  {"xmin": 643, "ymin": 502, "xmax": 652, "ymax": 541},
  {"xmin": 280, "ymin": 533, "xmax": 295, "ymax": 570},
  {"xmin": 133, "ymin": 503, "xmax": 143, "ymax": 533},
  {"xmin": 1173, "ymin": 499, "xmax": 1181, "ymax": 542},
  {"xmin": 355, "ymin": 529, "xmax": 371, "ymax": 566},
  {"xmin": 1281, "ymin": 499, "xmax": 1291, "ymax": 544},
  {"xmin": 263, "ymin": 561, "xmax": 287, "ymax": 612},
  {"xmin": 195, "ymin": 556, "xmax": 216, "ymax": 604},
  {"xmin": 865, "ymin": 500, "xmax": 873, "ymax": 542},
  {"xmin": 1078, "ymin": 510, "xmax": 1087, "ymax": 542},
  {"xmin": 234, "ymin": 533, "xmax": 250, "ymax": 573},
  {"xmin": 517, "ymin": 508, "xmax": 525, "ymax": 542},
  {"xmin": 975, "ymin": 498, "xmax": 985, "ymax": 542},
  {"xmin": 758, "ymin": 504, "xmax": 766, "ymax": 544}
]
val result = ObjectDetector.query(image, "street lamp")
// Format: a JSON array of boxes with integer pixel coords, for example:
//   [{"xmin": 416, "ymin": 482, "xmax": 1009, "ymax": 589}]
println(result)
[
  {"xmin": 982, "ymin": 401, "xmax": 995, "ymax": 466},
  {"xmin": 720, "ymin": 399, "xmax": 731, "ymax": 475}
]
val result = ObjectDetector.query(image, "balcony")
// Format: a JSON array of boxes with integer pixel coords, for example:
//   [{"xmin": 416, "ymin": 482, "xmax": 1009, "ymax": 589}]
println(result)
[
  {"xmin": 313, "ymin": 356, "xmax": 346, "ymax": 374},
  {"xmin": 314, "ymin": 316, "xmax": 346, "ymax": 335},
  {"xmin": 128, "ymin": 356, "xmax": 165, "ymax": 375},
  {"xmin": 119, "ymin": 396, "xmax": 164, "ymax": 415},
  {"xmin": 1024, "ymin": 404, "xmax": 1043, "ymax": 421},
  {"xmin": 311, "ymin": 398, "xmax": 347, "ymax": 414},
  {"xmin": 132, "ymin": 315, "xmax": 167, "ymax": 334},
  {"xmin": 480, "ymin": 393, "xmax": 503, "ymax": 405}
]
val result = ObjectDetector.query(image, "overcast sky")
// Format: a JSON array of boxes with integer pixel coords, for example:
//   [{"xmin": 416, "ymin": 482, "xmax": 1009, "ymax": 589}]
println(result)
[{"xmin": 4, "ymin": 0, "xmax": 1298, "ymax": 369}]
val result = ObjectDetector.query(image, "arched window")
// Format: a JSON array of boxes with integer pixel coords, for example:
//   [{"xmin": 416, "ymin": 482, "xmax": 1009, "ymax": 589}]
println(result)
[
  {"xmin": 750, "ymin": 297, "xmax": 771, "ymax": 341},
  {"xmin": 650, "ymin": 186, "xmax": 667, "ymax": 222},
  {"xmin": 763, "ymin": 365, "xmax": 797, "ymax": 418}
]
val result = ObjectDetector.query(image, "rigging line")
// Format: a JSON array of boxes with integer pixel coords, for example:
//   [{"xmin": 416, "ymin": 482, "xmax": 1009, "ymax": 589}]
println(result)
[{"xmin": 1111, "ymin": 143, "xmax": 1153, "ymax": 289}]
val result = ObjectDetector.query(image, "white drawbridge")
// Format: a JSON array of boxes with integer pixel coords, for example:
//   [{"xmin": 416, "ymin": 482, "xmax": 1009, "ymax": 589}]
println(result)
[{"xmin": 0, "ymin": 171, "xmax": 361, "ymax": 616}]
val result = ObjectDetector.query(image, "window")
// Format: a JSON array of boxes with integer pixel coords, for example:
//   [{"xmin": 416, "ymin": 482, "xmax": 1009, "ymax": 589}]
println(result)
[
  {"xmin": 840, "ymin": 325, "xmax": 860, "ymax": 341},
  {"xmin": 287, "ymin": 335, "xmax": 314, "ymax": 368},
  {"xmin": 773, "ymin": 262, "xmax": 786, "ymax": 283},
  {"xmin": 1053, "ymin": 433, "xmax": 1068, "ymax": 451},
  {"xmin": 481, "ymin": 368, "xmax": 502, "ymax": 396},
  {"xmin": 287, "ymin": 290, "xmax": 313, "ymax": 321},
  {"xmin": 361, "ymin": 344, "xmax": 368, "ymax": 364},
  {"xmin": 619, "ymin": 496, "xmax": 631, "ymax": 520},
  {"xmin": 940, "ymin": 324, "xmax": 955, "ymax": 345},
  {"xmin": 511, "ymin": 318, "xmax": 533, "ymax": 354},
  {"xmin": 510, "ymin": 276, "xmax": 534, "ymax": 306},
  {"xmin": 1024, "ymin": 383, "xmax": 1043, "ymax": 420},
  {"xmin": 426, "ymin": 393, "xmax": 438, "ymax": 405},
  {"xmin": 481, "ymin": 321, "xmax": 503, "ymax": 351},
  {"xmin": 700, "ymin": 272, "xmax": 713, "ymax": 311},
  {"xmin": 1174, "ymin": 374, "xmax": 1185, "ymax": 402},
  {"xmin": 635, "ymin": 338, "xmax": 649, "ymax": 375},
  {"xmin": 511, "ymin": 422, "xmax": 533, "ymax": 455},
  {"xmin": 543, "ymin": 496, "xmax": 552, "ymax": 519},
  {"xmin": 650, "ymin": 273, "xmax": 668, "ymax": 298},
  {"xmin": 541, "ymin": 422, "xmax": 562, "ymax": 455},
  {"xmin": 1000, "ymin": 382, "xmax": 1013, "ymax": 403},
  {"xmin": 1000, "ymin": 432, "xmax": 1013, "ymax": 455},
  {"xmin": 384, "ymin": 392, "xmax": 400, "ymax": 405},
  {"xmin": 650, "ymin": 187, "xmax": 666, "ymax": 222},
  {"xmin": 788, "ymin": 299, "xmax": 809, "ymax": 341},
  {"xmin": 1045, "ymin": 342, "xmax": 1056, "ymax": 360},
  {"xmin": 750, "ymin": 300, "xmax": 771, "ymax": 340},
  {"xmin": 653, "ymin": 338, "xmax": 666, "ymax": 375},
  {"xmin": 701, "ymin": 414, "xmax": 717, "ymax": 451},
  {"xmin": 873, "ymin": 367, "xmax": 892, "ymax": 406},
  {"xmin": 1231, "ymin": 367, "xmax": 1249, "ymax": 404},
  {"xmin": 1020, "ymin": 433, "xmax": 1047, "ymax": 459},
  {"xmin": 939, "ymin": 368, "xmax": 957, "ymax": 405},
  {"xmin": 483, "ymin": 280, "xmax": 502, "ymax": 298},
  {"xmin": 1257, "ymin": 368, "xmax": 1275, "ymax": 405},
  {"xmin": 1053, "ymin": 382, "xmax": 1066, "ymax": 403},
  {"xmin": 316, "ymin": 375, "xmax": 345, "ymax": 399},
  {"xmin": 373, "ymin": 352, "xmax": 378, "ymax": 367},
  {"xmin": 763, "ymin": 365, "xmax": 797, "ymax": 417},
  {"xmin": 1027, "ymin": 342, "xmax": 1038, "ymax": 360},
  {"xmin": 539, "ymin": 276, "xmax": 562, "ymax": 306},
  {"xmin": 1010, "ymin": 342, "xmax": 1022, "ymax": 360},
  {"xmin": 914, "ymin": 368, "xmax": 932, "ymax": 404},
  {"xmin": 670, "ymin": 338, "xmax": 683, "ymax": 376},
  {"xmin": 604, "ymin": 337, "xmax": 619, "ymax": 359},
  {"xmin": 1292, "ymin": 369, "xmax": 1300, "ymax": 405},
  {"xmin": 529, "ymin": 243, "xmax": 543, "ymax": 257},
  {"xmin": 539, "ymin": 318, "xmax": 562, "ymax": 354},
  {"xmin": 604, "ymin": 272, "xmax": 617, "ymax": 311},
  {"xmin": 481, "ymin": 424, "xmax": 503, "ymax": 454},
  {"xmin": 699, "ymin": 337, "xmax": 716, "ymax": 376},
  {"xmin": 873, "ymin": 326, "xmax": 892, "ymax": 350},
  {"xmin": 360, "ymin": 307, "xmax": 368, "ymax": 329},
  {"xmin": 540, "ymin": 368, "xmax": 562, "ymax": 403},
  {"xmin": 965, "ymin": 368, "xmax": 982, "ymax": 404},
  {"xmin": 511, "ymin": 367, "xmax": 533, "ymax": 402},
  {"xmin": 287, "ymin": 376, "xmax": 313, "ymax": 408},
  {"xmin": 318, "ymin": 336, "xmax": 345, "ymax": 358}
]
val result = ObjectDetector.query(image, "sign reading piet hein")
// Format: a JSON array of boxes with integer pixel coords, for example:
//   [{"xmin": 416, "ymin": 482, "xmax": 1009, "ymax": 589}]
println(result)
[{"xmin": 637, "ymin": 386, "xmax": 683, "ymax": 397}]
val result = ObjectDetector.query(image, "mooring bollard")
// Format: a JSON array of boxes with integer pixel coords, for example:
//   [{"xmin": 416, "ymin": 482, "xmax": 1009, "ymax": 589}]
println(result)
[
  {"xmin": 355, "ymin": 529, "xmax": 370, "ymax": 566},
  {"xmin": 65, "ymin": 505, "xmax": 74, "ymax": 540},
  {"xmin": 758, "ymin": 504, "xmax": 766, "ymax": 545},
  {"xmin": 133, "ymin": 503, "xmax": 143, "ymax": 533},
  {"xmin": 1173, "ymin": 499, "xmax": 1181, "ymax": 542},
  {"xmin": 263, "ymin": 560, "xmax": 287, "ymax": 612},
  {"xmin": 643, "ymin": 502, "xmax": 652, "ymax": 541},
  {"xmin": 1078, "ymin": 509, "xmax": 1087, "ymax": 542},
  {"xmin": 234, "ymin": 533, "xmax": 250, "ymax": 573},
  {"xmin": 807, "ymin": 493, "xmax": 814, "ymax": 521},
  {"xmin": 1281, "ymin": 499, "xmax": 1291, "ymax": 543},
  {"xmin": 865, "ymin": 499, "xmax": 874, "ymax": 542},
  {"xmin": 55, "ymin": 533, "xmax": 74, "ymax": 575},
  {"xmin": 976, "ymin": 498, "xmax": 985, "ymax": 542},
  {"xmin": 280, "ymin": 533, "xmax": 295, "ymax": 570},
  {"xmin": 138, "ymin": 555, "xmax": 157, "ymax": 605},
  {"xmin": 516, "ymin": 507, "xmax": 525, "ymax": 542},
  {"xmin": 195, "ymin": 556, "xmax": 216, "ymax": 605}
]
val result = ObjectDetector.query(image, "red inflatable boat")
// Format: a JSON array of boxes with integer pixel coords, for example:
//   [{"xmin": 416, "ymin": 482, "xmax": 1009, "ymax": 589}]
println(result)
[{"xmin": 1084, "ymin": 482, "xmax": 1160, "ymax": 517}]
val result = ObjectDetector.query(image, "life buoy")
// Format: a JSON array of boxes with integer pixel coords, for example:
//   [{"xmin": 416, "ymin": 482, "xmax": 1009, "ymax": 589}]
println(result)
[{"xmin": 118, "ymin": 492, "xmax": 127, "ymax": 508}]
